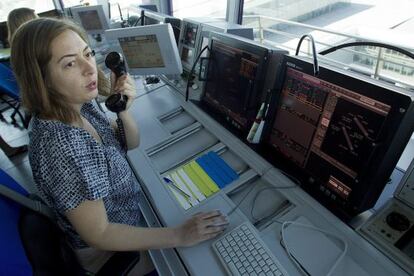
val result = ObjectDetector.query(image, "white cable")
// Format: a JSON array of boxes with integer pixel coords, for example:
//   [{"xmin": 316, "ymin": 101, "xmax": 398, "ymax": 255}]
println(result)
[{"xmin": 281, "ymin": 221, "xmax": 348, "ymax": 276}]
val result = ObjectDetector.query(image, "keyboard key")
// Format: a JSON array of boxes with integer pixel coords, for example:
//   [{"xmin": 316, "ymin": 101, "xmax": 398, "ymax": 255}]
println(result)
[
  {"xmin": 266, "ymin": 258, "xmax": 274, "ymax": 265},
  {"xmin": 227, "ymin": 262, "xmax": 239, "ymax": 275},
  {"xmin": 254, "ymin": 266, "xmax": 262, "ymax": 273}
]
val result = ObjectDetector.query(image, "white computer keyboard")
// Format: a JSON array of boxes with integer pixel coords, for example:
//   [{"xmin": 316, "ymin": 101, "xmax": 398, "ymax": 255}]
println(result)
[{"xmin": 213, "ymin": 222, "xmax": 287, "ymax": 276}]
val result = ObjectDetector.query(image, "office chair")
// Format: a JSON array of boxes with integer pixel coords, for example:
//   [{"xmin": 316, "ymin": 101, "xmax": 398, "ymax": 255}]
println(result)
[
  {"xmin": 0, "ymin": 62, "xmax": 29, "ymax": 128},
  {"xmin": 0, "ymin": 169, "xmax": 140, "ymax": 276},
  {"xmin": 19, "ymin": 208, "xmax": 141, "ymax": 276}
]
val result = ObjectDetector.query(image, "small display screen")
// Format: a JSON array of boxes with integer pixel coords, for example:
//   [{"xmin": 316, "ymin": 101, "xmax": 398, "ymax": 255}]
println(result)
[
  {"xmin": 183, "ymin": 23, "xmax": 198, "ymax": 47},
  {"xmin": 119, "ymin": 35, "xmax": 164, "ymax": 68},
  {"xmin": 78, "ymin": 10, "xmax": 103, "ymax": 30}
]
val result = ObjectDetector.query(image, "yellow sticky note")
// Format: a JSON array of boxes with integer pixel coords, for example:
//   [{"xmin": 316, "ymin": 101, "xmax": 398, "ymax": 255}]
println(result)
[
  {"xmin": 183, "ymin": 164, "xmax": 212, "ymax": 197},
  {"xmin": 190, "ymin": 161, "xmax": 220, "ymax": 193}
]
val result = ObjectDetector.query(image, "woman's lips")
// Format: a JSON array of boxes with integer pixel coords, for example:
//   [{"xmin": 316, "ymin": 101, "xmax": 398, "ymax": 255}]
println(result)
[{"xmin": 86, "ymin": 81, "xmax": 97, "ymax": 91}]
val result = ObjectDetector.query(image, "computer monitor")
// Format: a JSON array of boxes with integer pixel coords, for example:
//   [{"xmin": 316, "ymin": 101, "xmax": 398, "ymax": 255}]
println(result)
[
  {"xmin": 138, "ymin": 4, "xmax": 158, "ymax": 12},
  {"xmin": 263, "ymin": 55, "xmax": 414, "ymax": 220},
  {"xmin": 105, "ymin": 24, "xmax": 182, "ymax": 76},
  {"xmin": 141, "ymin": 10, "xmax": 181, "ymax": 46},
  {"xmin": 71, "ymin": 5, "xmax": 110, "ymax": 35},
  {"xmin": 200, "ymin": 32, "xmax": 286, "ymax": 137},
  {"xmin": 178, "ymin": 18, "xmax": 253, "ymax": 73}
]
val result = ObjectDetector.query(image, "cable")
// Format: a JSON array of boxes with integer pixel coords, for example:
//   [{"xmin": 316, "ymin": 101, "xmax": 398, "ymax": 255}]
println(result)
[
  {"xmin": 250, "ymin": 187, "xmax": 296, "ymax": 225},
  {"xmin": 295, "ymin": 34, "xmax": 319, "ymax": 76},
  {"xmin": 227, "ymin": 182, "xmax": 257, "ymax": 216},
  {"xmin": 228, "ymin": 179, "xmax": 298, "ymax": 217},
  {"xmin": 319, "ymin": 41, "xmax": 414, "ymax": 60},
  {"xmin": 116, "ymin": 115, "xmax": 127, "ymax": 152},
  {"xmin": 132, "ymin": 16, "xmax": 142, "ymax": 27},
  {"xmin": 271, "ymin": 168, "xmax": 303, "ymax": 187},
  {"xmin": 185, "ymin": 45, "xmax": 210, "ymax": 102},
  {"xmin": 280, "ymin": 221, "xmax": 348, "ymax": 276},
  {"xmin": 140, "ymin": 9, "xmax": 145, "ymax": 26},
  {"xmin": 117, "ymin": 3, "xmax": 124, "ymax": 22}
]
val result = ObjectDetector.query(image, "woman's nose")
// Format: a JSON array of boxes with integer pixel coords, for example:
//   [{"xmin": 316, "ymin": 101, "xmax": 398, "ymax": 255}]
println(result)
[{"xmin": 82, "ymin": 58, "xmax": 96, "ymax": 75}]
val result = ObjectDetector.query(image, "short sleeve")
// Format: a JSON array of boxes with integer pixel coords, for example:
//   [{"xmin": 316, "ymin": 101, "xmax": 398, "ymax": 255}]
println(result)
[{"xmin": 41, "ymin": 129, "xmax": 110, "ymax": 213}]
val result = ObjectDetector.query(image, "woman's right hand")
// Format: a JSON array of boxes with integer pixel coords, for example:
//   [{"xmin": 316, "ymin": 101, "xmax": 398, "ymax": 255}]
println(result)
[{"xmin": 176, "ymin": 210, "xmax": 229, "ymax": 247}]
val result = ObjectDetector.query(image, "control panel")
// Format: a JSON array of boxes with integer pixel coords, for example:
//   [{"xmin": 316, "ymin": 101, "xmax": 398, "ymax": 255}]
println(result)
[{"xmin": 359, "ymin": 158, "xmax": 414, "ymax": 274}]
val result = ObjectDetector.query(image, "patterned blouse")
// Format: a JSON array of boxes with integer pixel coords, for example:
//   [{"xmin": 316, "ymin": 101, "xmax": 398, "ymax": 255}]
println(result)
[{"xmin": 29, "ymin": 102, "xmax": 141, "ymax": 249}]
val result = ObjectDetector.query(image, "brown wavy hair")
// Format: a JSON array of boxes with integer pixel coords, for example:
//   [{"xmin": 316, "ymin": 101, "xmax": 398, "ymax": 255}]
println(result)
[
  {"xmin": 6, "ymin": 7, "xmax": 37, "ymax": 44},
  {"xmin": 10, "ymin": 18, "xmax": 110, "ymax": 124}
]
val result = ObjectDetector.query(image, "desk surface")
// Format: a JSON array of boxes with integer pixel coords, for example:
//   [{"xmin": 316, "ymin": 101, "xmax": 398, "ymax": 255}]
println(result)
[{"xmin": 125, "ymin": 84, "xmax": 408, "ymax": 276}]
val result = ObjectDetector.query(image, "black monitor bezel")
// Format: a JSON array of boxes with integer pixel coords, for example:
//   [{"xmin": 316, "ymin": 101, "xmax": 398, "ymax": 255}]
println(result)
[
  {"xmin": 262, "ymin": 55, "xmax": 414, "ymax": 220},
  {"xmin": 199, "ymin": 32, "xmax": 271, "ymax": 138}
]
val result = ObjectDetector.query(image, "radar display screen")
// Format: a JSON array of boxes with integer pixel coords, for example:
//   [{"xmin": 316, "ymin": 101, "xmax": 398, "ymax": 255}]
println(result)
[
  {"xmin": 202, "ymin": 39, "xmax": 265, "ymax": 133},
  {"xmin": 269, "ymin": 67, "xmax": 391, "ymax": 201}
]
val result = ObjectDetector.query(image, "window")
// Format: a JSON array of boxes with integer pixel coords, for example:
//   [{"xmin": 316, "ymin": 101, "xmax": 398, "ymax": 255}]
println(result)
[
  {"xmin": 241, "ymin": 1, "xmax": 414, "ymax": 63},
  {"xmin": 61, "ymin": 1, "xmax": 160, "ymax": 21},
  {"xmin": 0, "ymin": 0, "xmax": 55, "ymax": 22},
  {"xmin": 109, "ymin": 0, "xmax": 160, "ymax": 20},
  {"xmin": 172, "ymin": 0, "xmax": 227, "ymax": 19}
]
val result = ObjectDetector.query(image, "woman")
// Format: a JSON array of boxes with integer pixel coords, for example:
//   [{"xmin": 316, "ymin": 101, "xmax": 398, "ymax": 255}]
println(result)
[
  {"xmin": 11, "ymin": 18, "xmax": 227, "ymax": 274},
  {"xmin": 7, "ymin": 7, "xmax": 37, "ymax": 44},
  {"xmin": 0, "ymin": 8, "xmax": 37, "ymax": 158}
]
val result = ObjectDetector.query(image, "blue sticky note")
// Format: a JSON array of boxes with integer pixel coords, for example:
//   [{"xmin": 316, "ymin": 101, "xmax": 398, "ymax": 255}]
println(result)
[
  {"xmin": 203, "ymin": 154, "xmax": 232, "ymax": 185},
  {"xmin": 196, "ymin": 156, "xmax": 226, "ymax": 188},
  {"xmin": 208, "ymin": 152, "xmax": 239, "ymax": 181}
]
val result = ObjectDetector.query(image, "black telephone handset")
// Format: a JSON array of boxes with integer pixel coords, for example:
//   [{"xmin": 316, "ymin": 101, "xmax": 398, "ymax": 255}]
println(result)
[
  {"xmin": 104, "ymin": 52, "xmax": 128, "ymax": 150},
  {"xmin": 105, "ymin": 52, "xmax": 128, "ymax": 113}
]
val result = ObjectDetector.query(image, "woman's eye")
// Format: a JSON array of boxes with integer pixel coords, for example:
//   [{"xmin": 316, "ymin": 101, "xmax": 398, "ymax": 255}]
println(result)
[
  {"xmin": 65, "ymin": 61, "xmax": 75, "ymax": 68},
  {"xmin": 86, "ymin": 50, "xmax": 96, "ymax": 58}
]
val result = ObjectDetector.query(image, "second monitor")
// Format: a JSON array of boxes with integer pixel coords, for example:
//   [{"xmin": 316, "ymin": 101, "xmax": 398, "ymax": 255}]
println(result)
[
  {"xmin": 200, "ymin": 32, "xmax": 287, "ymax": 138},
  {"xmin": 105, "ymin": 24, "xmax": 182, "ymax": 76}
]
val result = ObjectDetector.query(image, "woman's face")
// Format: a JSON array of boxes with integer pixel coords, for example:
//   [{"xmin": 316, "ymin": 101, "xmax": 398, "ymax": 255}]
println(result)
[{"xmin": 46, "ymin": 29, "xmax": 98, "ymax": 107}]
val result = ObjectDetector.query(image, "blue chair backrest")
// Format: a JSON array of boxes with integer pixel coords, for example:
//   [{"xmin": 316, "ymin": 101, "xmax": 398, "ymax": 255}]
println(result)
[
  {"xmin": 0, "ymin": 62, "xmax": 19, "ymax": 100},
  {"xmin": 0, "ymin": 169, "xmax": 32, "ymax": 276}
]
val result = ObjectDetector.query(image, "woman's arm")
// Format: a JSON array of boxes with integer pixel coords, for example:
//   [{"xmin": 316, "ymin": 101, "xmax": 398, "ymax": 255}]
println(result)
[{"xmin": 66, "ymin": 199, "xmax": 228, "ymax": 251}]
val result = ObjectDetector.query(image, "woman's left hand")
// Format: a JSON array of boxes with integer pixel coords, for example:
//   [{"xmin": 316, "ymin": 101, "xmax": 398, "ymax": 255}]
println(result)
[{"xmin": 110, "ymin": 72, "xmax": 137, "ymax": 111}]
